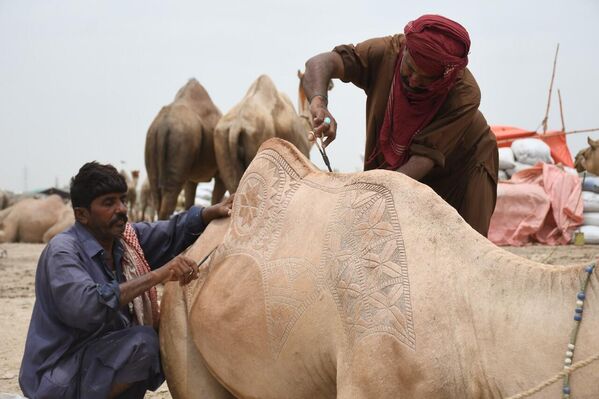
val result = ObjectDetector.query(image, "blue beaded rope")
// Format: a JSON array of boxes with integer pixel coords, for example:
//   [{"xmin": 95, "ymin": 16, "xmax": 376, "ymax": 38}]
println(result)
[{"xmin": 562, "ymin": 263, "xmax": 595, "ymax": 399}]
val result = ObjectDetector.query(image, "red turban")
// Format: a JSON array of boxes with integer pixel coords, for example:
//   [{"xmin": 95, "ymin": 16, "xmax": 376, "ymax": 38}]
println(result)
[
  {"xmin": 370, "ymin": 15, "xmax": 471, "ymax": 171},
  {"xmin": 404, "ymin": 15, "xmax": 470, "ymax": 78}
]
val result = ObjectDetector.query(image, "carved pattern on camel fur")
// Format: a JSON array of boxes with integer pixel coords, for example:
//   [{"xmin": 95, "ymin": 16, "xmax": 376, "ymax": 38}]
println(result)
[{"xmin": 212, "ymin": 148, "xmax": 415, "ymax": 357}]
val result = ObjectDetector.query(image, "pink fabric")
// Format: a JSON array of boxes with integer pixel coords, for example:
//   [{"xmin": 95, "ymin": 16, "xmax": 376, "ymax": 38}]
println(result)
[{"xmin": 488, "ymin": 163, "xmax": 583, "ymax": 246}]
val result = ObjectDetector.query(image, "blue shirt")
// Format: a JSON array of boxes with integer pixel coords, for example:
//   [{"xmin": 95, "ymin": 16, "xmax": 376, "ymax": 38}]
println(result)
[{"xmin": 19, "ymin": 206, "xmax": 205, "ymax": 397}]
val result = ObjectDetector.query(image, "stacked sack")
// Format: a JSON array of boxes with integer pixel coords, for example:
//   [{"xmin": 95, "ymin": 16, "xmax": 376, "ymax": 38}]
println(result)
[
  {"xmin": 498, "ymin": 138, "xmax": 555, "ymax": 180},
  {"xmin": 577, "ymin": 174, "xmax": 599, "ymax": 244}
]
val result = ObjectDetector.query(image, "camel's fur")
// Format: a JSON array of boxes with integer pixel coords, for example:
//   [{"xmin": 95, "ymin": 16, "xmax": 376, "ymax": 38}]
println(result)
[
  {"xmin": 161, "ymin": 138, "xmax": 599, "ymax": 399},
  {"xmin": 575, "ymin": 136, "xmax": 599, "ymax": 175}
]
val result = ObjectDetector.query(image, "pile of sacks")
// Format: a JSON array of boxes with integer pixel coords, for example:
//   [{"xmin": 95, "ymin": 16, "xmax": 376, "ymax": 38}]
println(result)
[
  {"xmin": 577, "ymin": 174, "xmax": 599, "ymax": 244},
  {"xmin": 498, "ymin": 138, "xmax": 556, "ymax": 180}
]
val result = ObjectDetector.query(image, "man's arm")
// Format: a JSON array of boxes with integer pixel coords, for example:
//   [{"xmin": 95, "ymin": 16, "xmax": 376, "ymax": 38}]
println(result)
[
  {"xmin": 396, "ymin": 155, "xmax": 435, "ymax": 181},
  {"xmin": 118, "ymin": 255, "xmax": 197, "ymax": 306},
  {"xmin": 134, "ymin": 195, "xmax": 233, "ymax": 269},
  {"xmin": 303, "ymin": 52, "xmax": 345, "ymax": 147}
]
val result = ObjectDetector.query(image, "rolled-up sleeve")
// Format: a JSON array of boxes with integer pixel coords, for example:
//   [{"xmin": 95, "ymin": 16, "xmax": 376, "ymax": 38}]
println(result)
[
  {"xmin": 95, "ymin": 280, "xmax": 120, "ymax": 308},
  {"xmin": 46, "ymin": 249, "xmax": 121, "ymax": 332},
  {"xmin": 133, "ymin": 206, "xmax": 206, "ymax": 269},
  {"xmin": 333, "ymin": 35, "xmax": 395, "ymax": 92}
]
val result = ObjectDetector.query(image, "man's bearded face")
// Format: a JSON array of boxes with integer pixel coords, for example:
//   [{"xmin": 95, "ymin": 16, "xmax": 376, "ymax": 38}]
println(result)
[{"xmin": 399, "ymin": 49, "xmax": 442, "ymax": 94}]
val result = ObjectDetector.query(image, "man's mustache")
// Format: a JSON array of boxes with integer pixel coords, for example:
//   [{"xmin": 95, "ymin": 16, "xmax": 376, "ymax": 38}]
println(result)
[{"xmin": 109, "ymin": 213, "xmax": 128, "ymax": 226}]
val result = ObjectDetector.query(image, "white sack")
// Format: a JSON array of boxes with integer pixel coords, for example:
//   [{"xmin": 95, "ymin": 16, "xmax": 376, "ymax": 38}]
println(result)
[
  {"xmin": 583, "ymin": 212, "xmax": 599, "ymax": 226},
  {"xmin": 583, "ymin": 191, "xmax": 599, "ymax": 212},
  {"xmin": 573, "ymin": 225, "xmax": 599, "ymax": 244},
  {"xmin": 506, "ymin": 161, "xmax": 534, "ymax": 177},
  {"xmin": 498, "ymin": 147, "xmax": 516, "ymax": 170},
  {"xmin": 511, "ymin": 138, "xmax": 554, "ymax": 165}
]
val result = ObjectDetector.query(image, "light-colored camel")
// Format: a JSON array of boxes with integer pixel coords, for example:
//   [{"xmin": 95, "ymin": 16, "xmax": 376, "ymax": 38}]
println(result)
[
  {"xmin": 145, "ymin": 78, "xmax": 225, "ymax": 220},
  {"xmin": 161, "ymin": 138, "xmax": 599, "ymax": 399},
  {"xmin": 42, "ymin": 204, "xmax": 75, "ymax": 243},
  {"xmin": 575, "ymin": 136, "xmax": 599, "ymax": 175},
  {"xmin": 0, "ymin": 195, "xmax": 71, "ymax": 243},
  {"xmin": 0, "ymin": 190, "xmax": 9, "ymax": 210},
  {"xmin": 213, "ymin": 74, "xmax": 320, "ymax": 194},
  {"xmin": 0, "ymin": 190, "xmax": 18, "ymax": 210}
]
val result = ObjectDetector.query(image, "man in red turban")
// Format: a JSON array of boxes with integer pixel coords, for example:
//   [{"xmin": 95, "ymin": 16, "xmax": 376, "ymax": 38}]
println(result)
[{"xmin": 302, "ymin": 14, "xmax": 498, "ymax": 236}]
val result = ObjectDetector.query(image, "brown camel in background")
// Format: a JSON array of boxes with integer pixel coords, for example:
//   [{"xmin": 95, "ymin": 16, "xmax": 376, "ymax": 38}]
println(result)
[
  {"xmin": 145, "ymin": 78, "xmax": 225, "ymax": 220},
  {"xmin": 575, "ymin": 136, "xmax": 599, "ymax": 175}
]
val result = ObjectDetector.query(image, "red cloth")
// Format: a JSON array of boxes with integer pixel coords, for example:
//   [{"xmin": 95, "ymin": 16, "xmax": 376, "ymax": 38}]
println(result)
[
  {"xmin": 488, "ymin": 163, "xmax": 583, "ymax": 246},
  {"xmin": 491, "ymin": 125, "xmax": 574, "ymax": 167},
  {"xmin": 376, "ymin": 15, "xmax": 471, "ymax": 170}
]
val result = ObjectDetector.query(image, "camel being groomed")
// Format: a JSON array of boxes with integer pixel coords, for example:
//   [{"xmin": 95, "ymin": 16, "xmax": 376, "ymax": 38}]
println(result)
[{"xmin": 161, "ymin": 138, "xmax": 599, "ymax": 399}]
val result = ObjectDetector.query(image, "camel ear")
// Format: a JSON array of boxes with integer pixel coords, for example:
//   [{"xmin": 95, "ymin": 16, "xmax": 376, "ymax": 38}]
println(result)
[
  {"xmin": 328, "ymin": 79, "xmax": 335, "ymax": 91},
  {"xmin": 588, "ymin": 136, "xmax": 598, "ymax": 149},
  {"xmin": 297, "ymin": 70, "xmax": 303, "ymax": 79}
]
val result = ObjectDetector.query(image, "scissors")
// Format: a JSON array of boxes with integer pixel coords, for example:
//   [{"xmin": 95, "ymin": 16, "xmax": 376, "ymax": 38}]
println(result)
[{"xmin": 312, "ymin": 116, "xmax": 333, "ymax": 172}]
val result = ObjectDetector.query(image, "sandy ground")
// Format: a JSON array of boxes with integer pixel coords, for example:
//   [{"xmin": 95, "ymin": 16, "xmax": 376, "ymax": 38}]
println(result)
[{"xmin": 0, "ymin": 242, "xmax": 597, "ymax": 398}]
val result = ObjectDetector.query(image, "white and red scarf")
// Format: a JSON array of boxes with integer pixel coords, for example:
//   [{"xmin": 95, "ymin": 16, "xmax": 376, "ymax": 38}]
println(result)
[{"xmin": 121, "ymin": 223, "xmax": 160, "ymax": 328}]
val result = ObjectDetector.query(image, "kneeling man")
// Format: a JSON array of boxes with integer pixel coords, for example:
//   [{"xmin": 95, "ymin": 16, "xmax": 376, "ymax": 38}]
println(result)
[{"xmin": 19, "ymin": 162, "xmax": 232, "ymax": 399}]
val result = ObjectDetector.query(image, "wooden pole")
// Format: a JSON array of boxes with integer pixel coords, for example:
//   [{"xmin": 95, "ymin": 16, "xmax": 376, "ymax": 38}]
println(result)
[
  {"xmin": 561, "ymin": 127, "xmax": 599, "ymax": 136},
  {"xmin": 558, "ymin": 89, "xmax": 566, "ymax": 132},
  {"xmin": 496, "ymin": 127, "xmax": 599, "ymax": 145},
  {"xmin": 541, "ymin": 43, "xmax": 560, "ymax": 134}
]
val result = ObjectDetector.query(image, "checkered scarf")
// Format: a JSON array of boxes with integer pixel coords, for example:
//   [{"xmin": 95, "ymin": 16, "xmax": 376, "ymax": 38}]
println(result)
[{"xmin": 121, "ymin": 223, "xmax": 160, "ymax": 328}]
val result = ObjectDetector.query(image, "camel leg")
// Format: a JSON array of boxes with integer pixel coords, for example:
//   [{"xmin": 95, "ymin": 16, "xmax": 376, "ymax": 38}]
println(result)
[
  {"xmin": 184, "ymin": 181, "xmax": 198, "ymax": 210},
  {"xmin": 160, "ymin": 282, "xmax": 234, "ymax": 399},
  {"xmin": 128, "ymin": 193, "xmax": 138, "ymax": 221},
  {"xmin": 211, "ymin": 176, "xmax": 226, "ymax": 204},
  {"xmin": 0, "ymin": 207, "xmax": 13, "ymax": 224},
  {"xmin": 159, "ymin": 189, "xmax": 181, "ymax": 220},
  {"xmin": 0, "ymin": 218, "xmax": 18, "ymax": 243}
]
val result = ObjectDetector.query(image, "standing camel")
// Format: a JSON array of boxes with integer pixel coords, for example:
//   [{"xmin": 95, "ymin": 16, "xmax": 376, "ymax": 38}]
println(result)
[
  {"xmin": 145, "ymin": 78, "xmax": 225, "ymax": 219},
  {"xmin": 213, "ymin": 73, "xmax": 327, "ymax": 194},
  {"xmin": 120, "ymin": 169, "xmax": 140, "ymax": 221},
  {"xmin": 139, "ymin": 178, "xmax": 156, "ymax": 222}
]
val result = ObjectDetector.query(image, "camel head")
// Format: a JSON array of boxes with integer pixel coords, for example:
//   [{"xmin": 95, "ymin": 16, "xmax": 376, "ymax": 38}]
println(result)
[
  {"xmin": 297, "ymin": 70, "xmax": 334, "ymax": 130},
  {"xmin": 575, "ymin": 136, "xmax": 599, "ymax": 174}
]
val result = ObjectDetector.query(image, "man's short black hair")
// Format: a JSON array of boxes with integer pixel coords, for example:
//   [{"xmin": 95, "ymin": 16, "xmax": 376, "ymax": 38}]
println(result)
[{"xmin": 70, "ymin": 162, "xmax": 128, "ymax": 209}]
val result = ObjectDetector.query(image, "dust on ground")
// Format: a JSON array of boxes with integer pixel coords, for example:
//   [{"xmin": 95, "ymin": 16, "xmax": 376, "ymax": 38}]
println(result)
[{"xmin": 1, "ymin": 242, "xmax": 597, "ymax": 398}]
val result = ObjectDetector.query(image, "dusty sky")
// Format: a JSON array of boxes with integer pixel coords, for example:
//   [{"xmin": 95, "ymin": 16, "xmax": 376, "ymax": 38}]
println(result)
[{"xmin": 1, "ymin": 0, "xmax": 597, "ymax": 193}]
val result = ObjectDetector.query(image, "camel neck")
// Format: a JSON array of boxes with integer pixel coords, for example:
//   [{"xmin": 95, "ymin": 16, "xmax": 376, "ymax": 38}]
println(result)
[{"xmin": 463, "ymin": 250, "xmax": 599, "ymax": 397}]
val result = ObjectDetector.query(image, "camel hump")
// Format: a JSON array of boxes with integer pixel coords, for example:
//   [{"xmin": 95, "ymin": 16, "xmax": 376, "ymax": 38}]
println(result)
[
  {"xmin": 245, "ymin": 74, "xmax": 278, "ymax": 100},
  {"xmin": 175, "ymin": 78, "xmax": 205, "ymax": 98}
]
